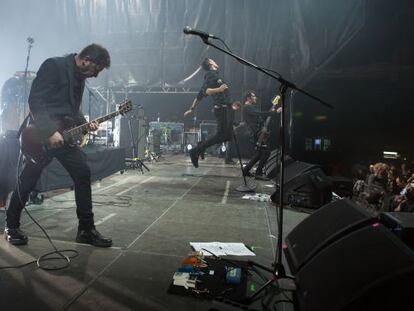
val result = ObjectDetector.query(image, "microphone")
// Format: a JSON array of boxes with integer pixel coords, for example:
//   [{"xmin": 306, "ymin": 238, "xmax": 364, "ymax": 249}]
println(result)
[{"xmin": 183, "ymin": 26, "xmax": 218, "ymax": 39}]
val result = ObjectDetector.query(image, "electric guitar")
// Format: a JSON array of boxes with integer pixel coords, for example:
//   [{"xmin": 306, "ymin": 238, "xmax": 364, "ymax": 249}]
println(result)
[
  {"xmin": 256, "ymin": 95, "xmax": 281, "ymax": 147},
  {"xmin": 21, "ymin": 99, "xmax": 132, "ymax": 164}
]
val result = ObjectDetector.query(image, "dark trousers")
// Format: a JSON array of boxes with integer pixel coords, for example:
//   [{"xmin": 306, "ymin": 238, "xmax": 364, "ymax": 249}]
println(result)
[
  {"xmin": 242, "ymin": 129, "xmax": 273, "ymax": 175},
  {"xmin": 225, "ymin": 139, "xmax": 234, "ymax": 161},
  {"xmin": 196, "ymin": 106, "xmax": 234, "ymax": 154},
  {"xmin": 6, "ymin": 146, "xmax": 94, "ymax": 229},
  {"xmin": 243, "ymin": 146, "xmax": 271, "ymax": 175}
]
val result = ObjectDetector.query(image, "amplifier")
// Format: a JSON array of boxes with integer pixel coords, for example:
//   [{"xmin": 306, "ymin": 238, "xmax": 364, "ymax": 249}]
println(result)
[
  {"xmin": 184, "ymin": 132, "xmax": 200, "ymax": 152},
  {"xmin": 149, "ymin": 122, "xmax": 184, "ymax": 153},
  {"xmin": 200, "ymin": 121, "xmax": 218, "ymax": 155},
  {"xmin": 113, "ymin": 106, "xmax": 146, "ymax": 158}
]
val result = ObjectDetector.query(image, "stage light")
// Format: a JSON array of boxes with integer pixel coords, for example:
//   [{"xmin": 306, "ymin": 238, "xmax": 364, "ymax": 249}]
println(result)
[
  {"xmin": 314, "ymin": 115, "xmax": 328, "ymax": 121},
  {"xmin": 221, "ymin": 143, "xmax": 226, "ymax": 153},
  {"xmin": 383, "ymin": 151, "xmax": 399, "ymax": 159},
  {"xmin": 185, "ymin": 144, "xmax": 193, "ymax": 153}
]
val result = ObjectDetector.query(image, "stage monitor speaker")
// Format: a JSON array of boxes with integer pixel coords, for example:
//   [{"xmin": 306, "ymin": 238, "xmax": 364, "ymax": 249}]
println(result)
[
  {"xmin": 284, "ymin": 199, "xmax": 376, "ymax": 273},
  {"xmin": 271, "ymin": 161, "xmax": 332, "ymax": 209},
  {"xmin": 380, "ymin": 212, "xmax": 414, "ymax": 249},
  {"xmin": 264, "ymin": 149, "xmax": 294, "ymax": 179},
  {"xmin": 279, "ymin": 160, "xmax": 320, "ymax": 183},
  {"xmin": 295, "ymin": 224, "xmax": 414, "ymax": 311}
]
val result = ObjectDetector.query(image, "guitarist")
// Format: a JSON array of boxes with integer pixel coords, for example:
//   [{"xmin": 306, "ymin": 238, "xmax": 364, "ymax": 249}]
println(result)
[
  {"xmin": 241, "ymin": 91, "xmax": 281, "ymax": 179},
  {"xmin": 4, "ymin": 44, "xmax": 112, "ymax": 247}
]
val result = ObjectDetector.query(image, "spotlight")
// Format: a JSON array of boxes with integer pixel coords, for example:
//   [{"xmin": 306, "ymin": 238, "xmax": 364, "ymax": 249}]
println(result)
[
  {"xmin": 220, "ymin": 143, "xmax": 226, "ymax": 153},
  {"xmin": 383, "ymin": 151, "xmax": 399, "ymax": 159},
  {"xmin": 185, "ymin": 144, "xmax": 193, "ymax": 153}
]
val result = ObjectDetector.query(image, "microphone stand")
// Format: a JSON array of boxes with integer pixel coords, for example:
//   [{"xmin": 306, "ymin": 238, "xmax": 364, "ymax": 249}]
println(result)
[
  {"xmin": 85, "ymin": 84, "xmax": 100, "ymax": 145},
  {"xmin": 196, "ymin": 35, "xmax": 333, "ymax": 300},
  {"xmin": 22, "ymin": 37, "xmax": 34, "ymax": 122}
]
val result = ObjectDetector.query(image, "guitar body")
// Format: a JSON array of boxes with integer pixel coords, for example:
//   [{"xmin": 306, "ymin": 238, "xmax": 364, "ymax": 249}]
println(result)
[
  {"xmin": 20, "ymin": 119, "xmax": 82, "ymax": 164},
  {"xmin": 20, "ymin": 124, "xmax": 50, "ymax": 164},
  {"xmin": 20, "ymin": 100, "xmax": 132, "ymax": 164},
  {"xmin": 256, "ymin": 94, "xmax": 280, "ymax": 148},
  {"xmin": 257, "ymin": 129, "xmax": 270, "ymax": 147}
]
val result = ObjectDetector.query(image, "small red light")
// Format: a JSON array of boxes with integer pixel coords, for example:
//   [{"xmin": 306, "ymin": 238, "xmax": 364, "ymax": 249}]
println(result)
[
  {"xmin": 282, "ymin": 244, "xmax": 288, "ymax": 249},
  {"xmin": 372, "ymin": 222, "xmax": 380, "ymax": 228}
]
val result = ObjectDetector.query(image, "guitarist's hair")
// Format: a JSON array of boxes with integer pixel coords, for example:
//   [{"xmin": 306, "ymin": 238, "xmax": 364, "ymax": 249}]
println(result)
[
  {"xmin": 244, "ymin": 90, "xmax": 256, "ymax": 102},
  {"xmin": 79, "ymin": 43, "xmax": 111, "ymax": 68}
]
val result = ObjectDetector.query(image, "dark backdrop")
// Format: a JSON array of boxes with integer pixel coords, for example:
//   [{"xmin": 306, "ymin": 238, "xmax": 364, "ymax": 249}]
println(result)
[{"xmin": 1, "ymin": 0, "xmax": 413, "ymax": 167}]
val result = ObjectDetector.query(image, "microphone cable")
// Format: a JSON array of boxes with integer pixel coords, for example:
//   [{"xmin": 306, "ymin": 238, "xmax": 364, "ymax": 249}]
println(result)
[{"xmin": 1, "ymin": 151, "xmax": 79, "ymax": 271}]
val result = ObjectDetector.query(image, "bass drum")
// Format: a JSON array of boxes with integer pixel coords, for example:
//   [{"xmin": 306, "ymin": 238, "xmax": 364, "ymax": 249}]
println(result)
[{"xmin": 0, "ymin": 71, "xmax": 35, "ymax": 133}]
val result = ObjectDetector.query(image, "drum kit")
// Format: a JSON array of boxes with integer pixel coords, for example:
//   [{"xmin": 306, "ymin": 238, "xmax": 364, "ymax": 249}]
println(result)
[{"xmin": 0, "ymin": 71, "xmax": 36, "ymax": 134}]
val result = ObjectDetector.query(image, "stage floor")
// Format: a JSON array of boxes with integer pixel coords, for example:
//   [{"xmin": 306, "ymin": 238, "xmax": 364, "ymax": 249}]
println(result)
[{"xmin": 0, "ymin": 154, "xmax": 308, "ymax": 311}]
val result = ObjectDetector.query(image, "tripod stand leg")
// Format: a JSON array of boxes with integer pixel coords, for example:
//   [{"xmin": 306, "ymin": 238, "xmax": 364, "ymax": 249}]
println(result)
[{"xmin": 137, "ymin": 159, "xmax": 150, "ymax": 172}]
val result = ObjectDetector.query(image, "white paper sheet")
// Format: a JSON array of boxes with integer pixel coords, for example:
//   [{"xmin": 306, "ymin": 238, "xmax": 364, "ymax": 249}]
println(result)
[{"xmin": 190, "ymin": 242, "xmax": 256, "ymax": 256}]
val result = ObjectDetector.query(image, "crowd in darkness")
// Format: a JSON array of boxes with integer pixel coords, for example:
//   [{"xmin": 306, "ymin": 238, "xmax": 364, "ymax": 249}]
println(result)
[{"xmin": 352, "ymin": 161, "xmax": 414, "ymax": 213}]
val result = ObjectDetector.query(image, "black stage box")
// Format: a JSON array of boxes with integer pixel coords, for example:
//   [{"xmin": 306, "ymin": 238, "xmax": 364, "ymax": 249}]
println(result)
[
  {"xmin": 35, "ymin": 146, "xmax": 126, "ymax": 192},
  {"xmin": 295, "ymin": 224, "xmax": 414, "ymax": 311},
  {"xmin": 0, "ymin": 136, "xmax": 125, "ymax": 194},
  {"xmin": 271, "ymin": 160, "xmax": 332, "ymax": 209},
  {"xmin": 380, "ymin": 212, "xmax": 414, "ymax": 249},
  {"xmin": 284, "ymin": 199, "xmax": 377, "ymax": 273}
]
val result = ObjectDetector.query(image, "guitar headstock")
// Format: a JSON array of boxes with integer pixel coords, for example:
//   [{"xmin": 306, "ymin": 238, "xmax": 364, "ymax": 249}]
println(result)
[
  {"xmin": 118, "ymin": 99, "xmax": 132, "ymax": 115},
  {"xmin": 272, "ymin": 95, "xmax": 281, "ymax": 106}
]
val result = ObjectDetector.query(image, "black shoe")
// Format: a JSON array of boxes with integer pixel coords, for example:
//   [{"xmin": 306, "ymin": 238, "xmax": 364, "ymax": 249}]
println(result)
[
  {"xmin": 225, "ymin": 159, "xmax": 236, "ymax": 165},
  {"xmin": 76, "ymin": 227, "xmax": 112, "ymax": 247},
  {"xmin": 196, "ymin": 143, "xmax": 205, "ymax": 160},
  {"xmin": 189, "ymin": 149, "xmax": 199, "ymax": 168},
  {"xmin": 4, "ymin": 227, "xmax": 28, "ymax": 245}
]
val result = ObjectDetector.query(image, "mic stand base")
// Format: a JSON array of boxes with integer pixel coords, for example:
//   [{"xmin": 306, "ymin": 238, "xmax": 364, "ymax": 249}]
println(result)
[
  {"xmin": 245, "ymin": 260, "xmax": 296, "ymax": 304},
  {"xmin": 235, "ymin": 182, "xmax": 256, "ymax": 193}
]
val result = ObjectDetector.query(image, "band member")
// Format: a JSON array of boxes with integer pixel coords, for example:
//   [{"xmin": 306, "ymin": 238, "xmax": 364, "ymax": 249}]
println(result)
[
  {"xmin": 184, "ymin": 58, "xmax": 234, "ymax": 167},
  {"xmin": 242, "ymin": 91, "xmax": 280, "ymax": 178},
  {"xmin": 4, "ymin": 44, "xmax": 112, "ymax": 247}
]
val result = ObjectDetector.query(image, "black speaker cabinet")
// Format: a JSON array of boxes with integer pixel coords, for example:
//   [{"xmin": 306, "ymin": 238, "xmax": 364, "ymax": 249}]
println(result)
[
  {"xmin": 285, "ymin": 199, "xmax": 376, "ymax": 273},
  {"xmin": 295, "ymin": 224, "xmax": 414, "ymax": 311},
  {"xmin": 114, "ymin": 115, "xmax": 146, "ymax": 158},
  {"xmin": 271, "ymin": 161, "xmax": 332, "ymax": 209},
  {"xmin": 380, "ymin": 212, "xmax": 414, "ymax": 249},
  {"xmin": 264, "ymin": 149, "xmax": 294, "ymax": 179}
]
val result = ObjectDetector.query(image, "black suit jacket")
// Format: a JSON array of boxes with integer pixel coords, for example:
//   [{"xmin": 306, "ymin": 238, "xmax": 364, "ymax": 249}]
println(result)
[
  {"xmin": 196, "ymin": 70, "xmax": 230, "ymax": 106},
  {"xmin": 28, "ymin": 54, "xmax": 86, "ymax": 139}
]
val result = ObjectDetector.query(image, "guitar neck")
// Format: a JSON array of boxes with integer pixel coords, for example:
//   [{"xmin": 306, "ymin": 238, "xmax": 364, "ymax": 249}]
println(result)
[
  {"xmin": 63, "ymin": 110, "xmax": 120, "ymax": 139},
  {"xmin": 262, "ymin": 96, "xmax": 280, "ymax": 131}
]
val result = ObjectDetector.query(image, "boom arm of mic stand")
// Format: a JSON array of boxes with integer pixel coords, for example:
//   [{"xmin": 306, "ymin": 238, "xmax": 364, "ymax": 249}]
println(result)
[
  {"xmin": 201, "ymin": 37, "xmax": 334, "ymax": 109},
  {"xmin": 199, "ymin": 37, "xmax": 334, "ymax": 281}
]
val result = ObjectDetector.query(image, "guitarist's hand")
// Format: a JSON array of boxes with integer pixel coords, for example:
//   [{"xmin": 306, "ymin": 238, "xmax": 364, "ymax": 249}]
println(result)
[
  {"xmin": 89, "ymin": 121, "xmax": 99, "ymax": 131},
  {"xmin": 48, "ymin": 131, "xmax": 64, "ymax": 148}
]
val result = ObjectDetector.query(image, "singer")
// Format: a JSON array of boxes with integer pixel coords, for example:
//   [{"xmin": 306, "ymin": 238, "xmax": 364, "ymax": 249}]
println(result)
[{"xmin": 184, "ymin": 58, "xmax": 234, "ymax": 168}]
